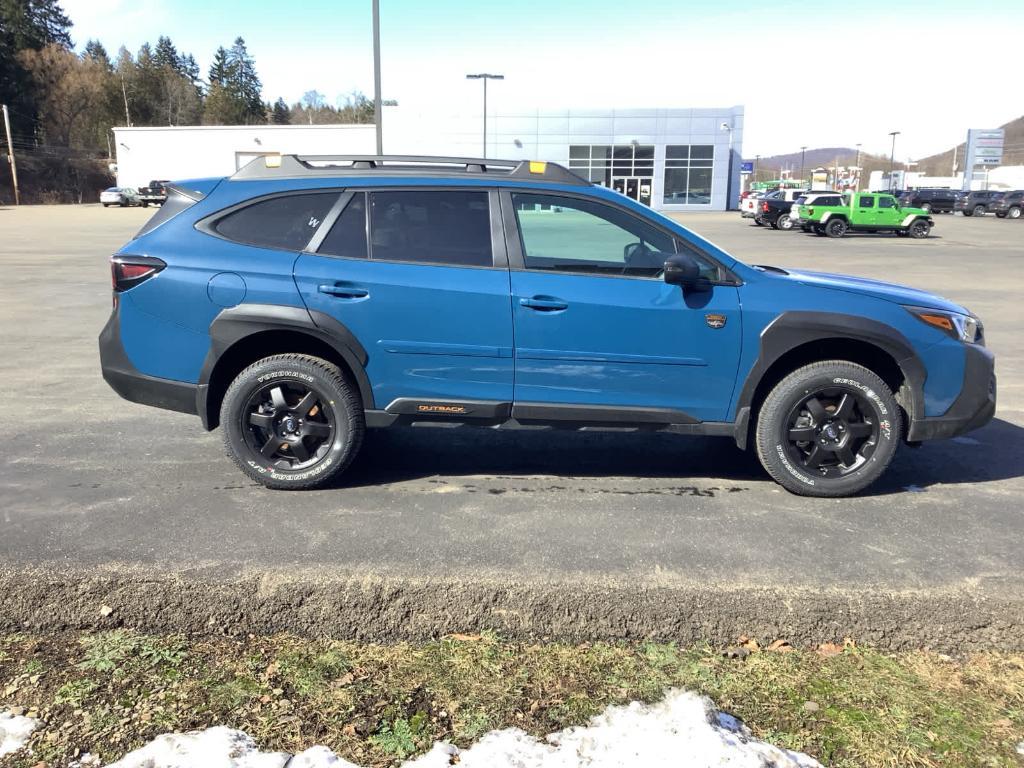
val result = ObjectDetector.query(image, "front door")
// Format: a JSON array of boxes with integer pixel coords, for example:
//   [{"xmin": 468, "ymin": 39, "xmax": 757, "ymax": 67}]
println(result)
[
  {"xmin": 504, "ymin": 190, "xmax": 742, "ymax": 423},
  {"xmin": 294, "ymin": 189, "xmax": 514, "ymax": 410}
]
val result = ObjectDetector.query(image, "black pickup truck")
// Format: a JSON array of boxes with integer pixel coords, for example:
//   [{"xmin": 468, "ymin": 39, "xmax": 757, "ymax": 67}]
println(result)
[
  {"xmin": 755, "ymin": 189, "xmax": 831, "ymax": 230},
  {"xmin": 137, "ymin": 179, "xmax": 169, "ymax": 207}
]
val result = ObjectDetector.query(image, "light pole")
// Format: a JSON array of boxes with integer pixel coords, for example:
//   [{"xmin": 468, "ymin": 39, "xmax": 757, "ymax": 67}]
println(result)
[
  {"xmin": 799, "ymin": 146, "xmax": 807, "ymax": 187},
  {"xmin": 721, "ymin": 121, "xmax": 734, "ymax": 208},
  {"xmin": 372, "ymin": 0, "xmax": 382, "ymax": 155},
  {"xmin": 468, "ymin": 73, "xmax": 503, "ymax": 156},
  {"xmin": 888, "ymin": 131, "xmax": 900, "ymax": 191}
]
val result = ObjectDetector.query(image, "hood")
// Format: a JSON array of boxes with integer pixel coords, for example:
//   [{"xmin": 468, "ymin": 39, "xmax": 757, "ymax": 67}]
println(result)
[{"xmin": 783, "ymin": 268, "xmax": 968, "ymax": 313}]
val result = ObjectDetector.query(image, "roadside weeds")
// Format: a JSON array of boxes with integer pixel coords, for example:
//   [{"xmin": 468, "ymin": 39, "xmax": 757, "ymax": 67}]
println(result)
[{"xmin": 1, "ymin": 631, "xmax": 1022, "ymax": 767}]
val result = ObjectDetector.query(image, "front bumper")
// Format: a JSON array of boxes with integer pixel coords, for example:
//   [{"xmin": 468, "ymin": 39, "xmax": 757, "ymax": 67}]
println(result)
[
  {"xmin": 906, "ymin": 343, "xmax": 996, "ymax": 441},
  {"xmin": 99, "ymin": 303, "xmax": 200, "ymax": 416}
]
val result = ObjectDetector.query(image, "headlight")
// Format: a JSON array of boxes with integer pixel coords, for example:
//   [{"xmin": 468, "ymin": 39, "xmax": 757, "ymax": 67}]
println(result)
[{"xmin": 905, "ymin": 306, "xmax": 983, "ymax": 344}]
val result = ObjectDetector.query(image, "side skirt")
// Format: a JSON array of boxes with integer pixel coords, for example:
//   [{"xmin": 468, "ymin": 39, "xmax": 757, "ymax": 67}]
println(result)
[{"xmin": 365, "ymin": 399, "xmax": 738, "ymax": 439}]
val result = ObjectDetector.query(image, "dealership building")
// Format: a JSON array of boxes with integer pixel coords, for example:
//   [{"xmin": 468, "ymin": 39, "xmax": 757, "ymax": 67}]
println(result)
[{"xmin": 113, "ymin": 105, "xmax": 744, "ymax": 211}]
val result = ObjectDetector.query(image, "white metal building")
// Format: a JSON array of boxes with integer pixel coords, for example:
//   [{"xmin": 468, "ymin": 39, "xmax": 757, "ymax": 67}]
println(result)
[{"xmin": 113, "ymin": 105, "xmax": 744, "ymax": 211}]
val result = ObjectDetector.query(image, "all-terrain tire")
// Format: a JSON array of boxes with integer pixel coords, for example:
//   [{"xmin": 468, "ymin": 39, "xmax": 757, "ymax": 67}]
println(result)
[
  {"xmin": 755, "ymin": 361, "xmax": 902, "ymax": 497},
  {"xmin": 825, "ymin": 218, "xmax": 847, "ymax": 238},
  {"xmin": 220, "ymin": 354, "xmax": 364, "ymax": 490},
  {"xmin": 908, "ymin": 218, "xmax": 931, "ymax": 239},
  {"xmin": 813, "ymin": 225, "xmax": 826, "ymax": 236}
]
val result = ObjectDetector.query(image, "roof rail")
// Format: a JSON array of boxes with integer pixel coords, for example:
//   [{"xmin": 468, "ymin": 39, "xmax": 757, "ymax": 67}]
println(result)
[{"xmin": 230, "ymin": 154, "xmax": 588, "ymax": 186}]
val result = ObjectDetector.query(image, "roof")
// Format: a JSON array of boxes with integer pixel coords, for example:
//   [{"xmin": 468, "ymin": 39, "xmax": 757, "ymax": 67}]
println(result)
[{"xmin": 229, "ymin": 154, "xmax": 589, "ymax": 186}]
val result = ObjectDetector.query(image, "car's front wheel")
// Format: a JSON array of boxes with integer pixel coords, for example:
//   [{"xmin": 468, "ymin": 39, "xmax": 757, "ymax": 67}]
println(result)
[
  {"xmin": 755, "ymin": 361, "xmax": 901, "ymax": 497},
  {"xmin": 220, "ymin": 354, "xmax": 365, "ymax": 490},
  {"xmin": 908, "ymin": 219, "xmax": 931, "ymax": 238}
]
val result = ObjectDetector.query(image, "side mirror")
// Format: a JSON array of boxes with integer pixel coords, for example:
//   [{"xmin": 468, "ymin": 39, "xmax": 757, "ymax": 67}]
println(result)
[{"xmin": 663, "ymin": 253, "xmax": 703, "ymax": 287}]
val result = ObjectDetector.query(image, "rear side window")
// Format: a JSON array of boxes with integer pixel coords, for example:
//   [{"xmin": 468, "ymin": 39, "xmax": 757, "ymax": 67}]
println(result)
[
  {"xmin": 369, "ymin": 191, "xmax": 492, "ymax": 267},
  {"xmin": 857, "ymin": 196, "xmax": 874, "ymax": 208},
  {"xmin": 215, "ymin": 193, "xmax": 337, "ymax": 251},
  {"xmin": 319, "ymin": 194, "xmax": 368, "ymax": 259},
  {"xmin": 794, "ymin": 196, "xmax": 808, "ymax": 205},
  {"xmin": 136, "ymin": 188, "xmax": 197, "ymax": 237}
]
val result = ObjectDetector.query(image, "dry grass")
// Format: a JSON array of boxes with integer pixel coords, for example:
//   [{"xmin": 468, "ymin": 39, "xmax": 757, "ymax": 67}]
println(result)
[{"xmin": 1, "ymin": 632, "xmax": 1021, "ymax": 767}]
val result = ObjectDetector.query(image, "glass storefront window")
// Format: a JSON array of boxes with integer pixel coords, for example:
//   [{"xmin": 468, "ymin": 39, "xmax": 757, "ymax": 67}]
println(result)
[
  {"xmin": 569, "ymin": 144, "xmax": 655, "ymax": 188},
  {"xmin": 663, "ymin": 145, "xmax": 714, "ymax": 205}
]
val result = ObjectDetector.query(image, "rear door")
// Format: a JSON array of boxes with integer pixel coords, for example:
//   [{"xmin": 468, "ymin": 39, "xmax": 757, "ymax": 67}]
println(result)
[
  {"xmin": 294, "ymin": 188, "xmax": 514, "ymax": 411},
  {"xmin": 503, "ymin": 190, "xmax": 741, "ymax": 423},
  {"xmin": 854, "ymin": 194, "xmax": 877, "ymax": 226}
]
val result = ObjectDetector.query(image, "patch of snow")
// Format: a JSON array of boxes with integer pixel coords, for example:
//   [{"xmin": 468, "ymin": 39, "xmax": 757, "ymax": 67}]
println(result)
[
  {"xmin": 1017, "ymin": 740, "xmax": 1024, "ymax": 756},
  {"xmin": 94, "ymin": 689, "xmax": 823, "ymax": 768},
  {"xmin": 0, "ymin": 710, "xmax": 37, "ymax": 757},
  {"xmin": 903, "ymin": 484, "xmax": 926, "ymax": 493}
]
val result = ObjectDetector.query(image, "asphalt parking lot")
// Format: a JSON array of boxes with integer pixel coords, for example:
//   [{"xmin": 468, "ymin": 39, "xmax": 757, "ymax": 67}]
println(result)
[{"xmin": 1, "ymin": 204, "xmax": 1022, "ymax": 650}]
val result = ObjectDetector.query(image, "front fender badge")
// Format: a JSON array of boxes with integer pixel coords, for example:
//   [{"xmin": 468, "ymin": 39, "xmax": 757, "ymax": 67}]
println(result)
[{"xmin": 705, "ymin": 313, "xmax": 727, "ymax": 329}]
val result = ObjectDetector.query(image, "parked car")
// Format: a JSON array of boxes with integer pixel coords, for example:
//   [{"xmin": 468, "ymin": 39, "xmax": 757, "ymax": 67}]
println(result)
[
  {"xmin": 898, "ymin": 188, "xmax": 959, "ymax": 214},
  {"xmin": 991, "ymin": 190, "xmax": 1023, "ymax": 219},
  {"xmin": 99, "ymin": 155, "xmax": 994, "ymax": 498},
  {"xmin": 756, "ymin": 189, "xmax": 836, "ymax": 230},
  {"xmin": 100, "ymin": 187, "xmax": 139, "ymax": 207},
  {"xmin": 791, "ymin": 192, "xmax": 847, "ymax": 233},
  {"xmin": 740, "ymin": 190, "xmax": 767, "ymax": 219},
  {"xmin": 138, "ymin": 179, "xmax": 170, "ymax": 207},
  {"xmin": 955, "ymin": 190, "xmax": 1004, "ymax": 217},
  {"xmin": 795, "ymin": 192, "xmax": 932, "ymax": 238}
]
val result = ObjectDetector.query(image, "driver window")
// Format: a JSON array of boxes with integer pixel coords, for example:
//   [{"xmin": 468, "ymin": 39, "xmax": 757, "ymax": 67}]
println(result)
[{"xmin": 511, "ymin": 192, "xmax": 674, "ymax": 277}]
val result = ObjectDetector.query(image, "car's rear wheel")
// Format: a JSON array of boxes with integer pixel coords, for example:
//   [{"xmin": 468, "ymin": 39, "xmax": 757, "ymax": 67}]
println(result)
[
  {"xmin": 801, "ymin": 224, "xmax": 811, "ymax": 233},
  {"xmin": 755, "ymin": 361, "xmax": 901, "ymax": 497},
  {"xmin": 908, "ymin": 219, "xmax": 931, "ymax": 238},
  {"xmin": 1009, "ymin": 206, "xmax": 1022, "ymax": 219},
  {"xmin": 220, "ymin": 354, "xmax": 365, "ymax": 490},
  {"xmin": 776, "ymin": 213, "xmax": 794, "ymax": 230},
  {"xmin": 973, "ymin": 205, "xmax": 986, "ymax": 217},
  {"xmin": 920, "ymin": 202, "xmax": 932, "ymax": 213},
  {"xmin": 962, "ymin": 208, "xmax": 973, "ymax": 216},
  {"xmin": 825, "ymin": 219, "xmax": 847, "ymax": 238},
  {"xmin": 813, "ymin": 225, "xmax": 826, "ymax": 236},
  {"xmin": 753, "ymin": 218, "xmax": 764, "ymax": 226}
]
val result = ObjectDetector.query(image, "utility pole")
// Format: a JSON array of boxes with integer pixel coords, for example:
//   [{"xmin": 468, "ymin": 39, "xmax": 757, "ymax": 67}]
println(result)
[
  {"xmin": 372, "ymin": 0, "xmax": 383, "ymax": 155},
  {"xmin": 799, "ymin": 146, "xmax": 807, "ymax": 187},
  {"xmin": 466, "ymin": 73, "xmax": 503, "ymax": 156},
  {"xmin": 888, "ymin": 131, "xmax": 900, "ymax": 191},
  {"xmin": 2, "ymin": 104, "xmax": 19, "ymax": 206},
  {"xmin": 951, "ymin": 144, "xmax": 958, "ymax": 176}
]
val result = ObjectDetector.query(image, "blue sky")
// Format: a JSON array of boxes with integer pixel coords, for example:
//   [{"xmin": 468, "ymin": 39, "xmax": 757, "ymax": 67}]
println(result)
[{"xmin": 61, "ymin": 0, "xmax": 1023, "ymax": 158}]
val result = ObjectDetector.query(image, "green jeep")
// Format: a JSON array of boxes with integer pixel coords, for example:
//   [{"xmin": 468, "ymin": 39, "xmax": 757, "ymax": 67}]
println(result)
[{"xmin": 793, "ymin": 192, "xmax": 933, "ymax": 239}]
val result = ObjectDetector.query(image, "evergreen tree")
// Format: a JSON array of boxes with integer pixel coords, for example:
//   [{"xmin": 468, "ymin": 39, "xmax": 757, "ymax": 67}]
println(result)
[
  {"xmin": 271, "ymin": 97, "xmax": 290, "ymax": 124},
  {"xmin": 227, "ymin": 37, "xmax": 264, "ymax": 123},
  {"xmin": 82, "ymin": 39, "xmax": 111, "ymax": 69},
  {"xmin": 153, "ymin": 35, "xmax": 180, "ymax": 72},
  {"xmin": 0, "ymin": 0, "xmax": 74, "ymax": 142},
  {"xmin": 208, "ymin": 46, "xmax": 230, "ymax": 86}
]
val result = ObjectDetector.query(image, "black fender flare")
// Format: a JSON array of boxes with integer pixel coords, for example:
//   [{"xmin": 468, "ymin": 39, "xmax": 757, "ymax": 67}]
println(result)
[
  {"xmin": 196, "ymin": 303, "xmax": 373, "ymax": 429},
  {"xmin": 731, "ymin": 311, "xmax": 926, "ymax": 448}
]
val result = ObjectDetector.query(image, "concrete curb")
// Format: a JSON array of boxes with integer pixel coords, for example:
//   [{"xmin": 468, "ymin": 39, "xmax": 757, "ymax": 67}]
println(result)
[{"xmin": 1, "ymin": 566, "xmax": 1021, "ymax": 652}]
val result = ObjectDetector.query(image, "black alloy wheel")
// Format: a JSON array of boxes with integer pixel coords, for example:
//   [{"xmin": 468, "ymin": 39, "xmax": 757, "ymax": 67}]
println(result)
[
  {"xmin": 826, "ymin": 218, "xmax": 847, "ymax": 238},
  {"xmin": 909, "ymin": 219, "xmax": 931, "ymax": 238},
  {"xmin": 220, "ymin": 354, "xmax": 365, "ymax": 490},
  {"xmin": 782, "ymin": 388, "xmax": 878, "ymax": 479},
  {"xmin": 242, "ymin": 380, "xmax": 334, "ymax": 469}
]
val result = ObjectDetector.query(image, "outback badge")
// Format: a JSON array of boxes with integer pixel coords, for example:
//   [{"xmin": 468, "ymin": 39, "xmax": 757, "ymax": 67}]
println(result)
[{"xmin": 705, "ymin": 313, "xmax": 727, "ymax": 329}]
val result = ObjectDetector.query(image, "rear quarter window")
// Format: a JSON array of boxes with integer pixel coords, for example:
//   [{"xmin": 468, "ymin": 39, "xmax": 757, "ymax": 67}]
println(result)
[
  {"xmin": 213, "ymin": 192, "xmax": 338, "ymax": 251},
  {"xmin": 136, "ymin": 188, "xmax": 199, "ymax": 238}
]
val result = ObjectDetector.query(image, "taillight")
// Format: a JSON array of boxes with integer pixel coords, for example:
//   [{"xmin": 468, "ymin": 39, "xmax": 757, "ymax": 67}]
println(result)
[
  {"xmin": 111, "ymin": 256, "xmax": 165, "ymax": 292},
  {"xmin": 808, "ymin": 207, "xmax": 814, "ymax": 215},
  {"xmin": 762, "ymin": 201, "xmax": 770, "ymax": 212}
]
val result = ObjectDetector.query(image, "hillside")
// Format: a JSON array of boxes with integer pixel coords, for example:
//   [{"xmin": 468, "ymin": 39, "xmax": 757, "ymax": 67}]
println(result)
[{"xmin": 916, "ymin": 114, "xmax": 1024, "ymax": 175}]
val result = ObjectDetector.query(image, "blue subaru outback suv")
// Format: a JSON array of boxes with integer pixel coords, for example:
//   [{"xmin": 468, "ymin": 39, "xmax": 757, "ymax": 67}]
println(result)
[{"xmin": 99, "ymin": 155, "xmax": 996, "ymax": 497}]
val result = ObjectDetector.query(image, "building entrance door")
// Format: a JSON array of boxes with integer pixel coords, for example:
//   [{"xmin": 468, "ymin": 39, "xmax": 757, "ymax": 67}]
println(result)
[{"xmin": 612, "ymin": 177, "xmax": 653, "ymax": 206}]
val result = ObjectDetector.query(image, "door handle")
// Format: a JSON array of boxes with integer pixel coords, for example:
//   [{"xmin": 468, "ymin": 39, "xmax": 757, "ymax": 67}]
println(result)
[
  {"xmin": 318, "ymin": 283, "xmax": 369, "ymax": 299},
  {"xmin": 519, "ymin": 296, "xmax": 568, "ymax": 312}
]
